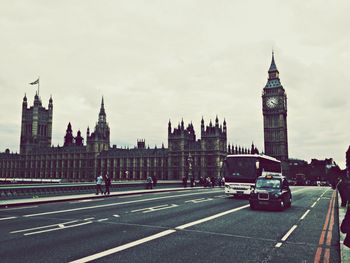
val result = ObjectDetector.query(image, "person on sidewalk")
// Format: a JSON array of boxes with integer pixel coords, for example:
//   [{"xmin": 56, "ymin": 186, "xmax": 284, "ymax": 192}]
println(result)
[
  {"xmin": 146, "ymin": 176, "xmax": 153, "ymax": 189},
  {"xmin": 341, "ymin": 207, "xmax": 350, "ymax": 248},
  {"xmin": 104, "ymin": 173, "xmax": 111, "ymax": 195},
  {"xmin": 96, "ymin": 174, "xmax": 103, "ymax": 195},
  {"xmin": 337, "ymin": 175, "xmax": 349, "ymax": 207}
]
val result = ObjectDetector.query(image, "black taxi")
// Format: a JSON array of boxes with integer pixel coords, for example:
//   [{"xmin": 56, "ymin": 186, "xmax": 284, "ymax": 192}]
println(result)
[{"xmin": 249, "ymin": 173, "xmax": 292, "ymax": 210}]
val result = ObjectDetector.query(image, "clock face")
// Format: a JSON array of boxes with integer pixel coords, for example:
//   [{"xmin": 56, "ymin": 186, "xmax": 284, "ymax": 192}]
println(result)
[{"xmin": 266, "ymin": 97, "xmax": 278, "ymax": 108}]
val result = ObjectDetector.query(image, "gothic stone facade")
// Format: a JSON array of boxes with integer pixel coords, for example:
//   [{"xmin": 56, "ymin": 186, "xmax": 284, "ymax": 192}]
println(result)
[{"xmin": 1, "ymin": 94, "xmax": 255, "ymax": 181}]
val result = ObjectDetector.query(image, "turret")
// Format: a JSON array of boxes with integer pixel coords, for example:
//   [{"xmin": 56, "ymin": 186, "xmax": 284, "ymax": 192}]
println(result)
[{"xmin": 168, "ymin": 120, "xmax": 172, "ymax": 134}]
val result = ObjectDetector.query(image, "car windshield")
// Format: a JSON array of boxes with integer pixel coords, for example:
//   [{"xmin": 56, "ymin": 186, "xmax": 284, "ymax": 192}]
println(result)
[{"xmin": 256, "ymin": 178, "xmax": 281, "ymax": 189}]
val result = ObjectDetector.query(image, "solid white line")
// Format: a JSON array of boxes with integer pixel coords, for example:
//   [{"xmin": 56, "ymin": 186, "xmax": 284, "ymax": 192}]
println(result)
[
  {"xmin": 1, "ymin": 206, "xmax": 38, "ymax": 211},
  {"xmin": 70, "ymin": 199, "xmax": 104, "ymax": 204},
  {"xmin": 70, "ymin": 203, "xmax": 249, "ymax": 263},
  {"xmin": 24, "ymin": 221, "xmax": 93, "ymax": 236},
  {"xmin": 275, "ymin": 242, "xmax": 282, "ymax": 248},
  {"xmin": 311, "ymin": 202, "xmax": 317, "ymax": 208},
  {"xmin": 281, "ymin": 225, "xmax": 297, "ymax": 241},
  {"xmin": 11, "ymin": 220, "xmax": 80, "ymax": 233},
  {"xmin": 118, "ymin": 194, "xmax": 142, "ymax": 198},
  {"xmin": 23, "ymin": 190, "xmax": 217, "ymax": 218},
  {"xmin": 0, "ymin": 216, "xmax": 17, "ymax": 221},
  {"xmin": 176, "ymin": 204, "xmax": 250, "ymax": 230},
  {"xmin": 70, "ymin": 229, "xmax": 176, "ymax": 263},
  {"xmin": 300, "ymin": 210, "xmax": 310, "ymax": 220}
]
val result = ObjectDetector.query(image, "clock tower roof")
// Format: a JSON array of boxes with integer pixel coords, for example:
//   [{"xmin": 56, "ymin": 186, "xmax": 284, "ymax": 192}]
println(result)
[
  {"xmin": 265, "ymin": 52, "xmax": 282, "ymax": 89},
  {"xmin": 268, "ymin": 51, "xmax": 278, "ymax": 73}
]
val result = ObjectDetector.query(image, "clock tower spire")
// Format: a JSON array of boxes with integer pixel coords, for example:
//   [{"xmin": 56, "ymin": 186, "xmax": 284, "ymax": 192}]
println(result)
[{"xmin": 262, "ymin": 52, "xmax": 289, "ymax": 162}]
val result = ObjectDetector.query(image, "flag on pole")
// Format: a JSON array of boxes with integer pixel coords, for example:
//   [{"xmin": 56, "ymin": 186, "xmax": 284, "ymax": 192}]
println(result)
[{"xmin": 29, "ymin": 78, "xmax": 39, "ymax": 85}]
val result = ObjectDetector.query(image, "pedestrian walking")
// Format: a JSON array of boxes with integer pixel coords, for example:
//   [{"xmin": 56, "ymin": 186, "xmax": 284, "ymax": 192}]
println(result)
[
  {"xmin": 221, "ymin": 177, "xmax": 225, "ymax": 188},
  {"xmin": 182, "ymin": 175, "xmax": 188, "ymax": 188},
  {"xmin": 146, "ymin": 176, "xmax": 153, "ymax": 189},
  {"xmin": 337, "ymin": 175, "xmax": 349, "ymax": 207},
  {"xmin": 152, "ymin": 175, "xmax": 158, "ymax": 187},
  {"xmin": 95, "ymin": 174, "xmax": 103, "ymax": 195},
  {"xmin": 104, "ymin": 173, "xmax": 111, "ymax": 195}
]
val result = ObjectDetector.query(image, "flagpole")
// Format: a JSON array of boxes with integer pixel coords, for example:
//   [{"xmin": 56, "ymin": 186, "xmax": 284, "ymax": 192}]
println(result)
[{"xmin": 38, "ymin": 76, "xmax": 40, "ymax": 96}]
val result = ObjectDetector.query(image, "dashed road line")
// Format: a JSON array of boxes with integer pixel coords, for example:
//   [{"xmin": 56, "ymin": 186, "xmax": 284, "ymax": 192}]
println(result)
[
  {"xmin": 300, "ymin": 210, "xmax": 310, "ymax": 220},
  {"xmin": 69, "ymin": 204, "xmax": 249, "ymax": 263},
  {"xmin": 1, "ymin": 205, "xmax": 38, "ymax": 211},
  {"xmin": 281, "ymin": 225, "xmax": 297, "ymax": 241}
]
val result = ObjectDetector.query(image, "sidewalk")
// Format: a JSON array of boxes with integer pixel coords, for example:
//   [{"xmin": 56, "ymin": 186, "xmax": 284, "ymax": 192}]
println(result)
[
  {"xmin": 338, "ymin": 193, "xmax": 350, "ymax": 263},
  {"xmin": 0, "ymin": 186, "xmax": 204, "ymax": 208}
]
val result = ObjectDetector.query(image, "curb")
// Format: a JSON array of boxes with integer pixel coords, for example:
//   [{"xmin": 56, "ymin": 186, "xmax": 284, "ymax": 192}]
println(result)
[{"xmin": 0, "ymin": 186, "xmax": 206, "ymax": 208}]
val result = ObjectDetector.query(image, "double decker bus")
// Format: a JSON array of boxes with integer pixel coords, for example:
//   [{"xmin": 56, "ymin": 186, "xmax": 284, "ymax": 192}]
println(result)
[{"xmin": 223, "ymin": 154, "xmax": 281, "ymax": 196}]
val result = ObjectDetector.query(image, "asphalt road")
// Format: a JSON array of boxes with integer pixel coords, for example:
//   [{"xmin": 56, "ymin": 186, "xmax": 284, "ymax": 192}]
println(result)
[{"xmin": 0, "ymin": 186, "xmax": 340, "ymax": 263}]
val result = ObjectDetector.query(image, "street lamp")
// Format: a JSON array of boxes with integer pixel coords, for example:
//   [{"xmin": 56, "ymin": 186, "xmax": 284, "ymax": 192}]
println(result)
[{"xmin": 188, "ymin": 153, "xmax": 194, "ymax": 187}]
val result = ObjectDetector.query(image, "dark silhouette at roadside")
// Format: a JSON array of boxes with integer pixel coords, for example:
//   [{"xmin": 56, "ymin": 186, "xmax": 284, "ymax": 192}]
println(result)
[
  {"xmin": 146, "ymin": 176, "xmax": 153, "ymax": 189},
  {"xmin": 182, "ymin": 176, "xmax": 187, "ymax": 188},
  {"xmin": 341, "ymin": 207, "xmax": 350, "ymax": 248},
  {"xmin": 152, "ymin": 175, "xmax": 157, "ymax": 187},
  {"xmin": 104, "ymin": 173, "xmax": 111, "ymax": 195},
  {"xmin": 337, "ymin": 175, "xmax": 349, "ymax": 207}
]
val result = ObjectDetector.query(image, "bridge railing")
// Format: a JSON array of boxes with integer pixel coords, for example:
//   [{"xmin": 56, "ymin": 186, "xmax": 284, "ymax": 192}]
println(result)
[{"xmin": 0, "ymin": 181, "xmax": 183, "ymax": 200}]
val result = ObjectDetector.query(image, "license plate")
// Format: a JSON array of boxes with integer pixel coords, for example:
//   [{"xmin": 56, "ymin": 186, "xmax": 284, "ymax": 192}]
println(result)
[
  {"xmin": 259, "ymin": 201, "xmax": 269, "ymax": 205},
  {"xmin": 237, "ymin": 191, "xmax": 244, "ymax": 194}
]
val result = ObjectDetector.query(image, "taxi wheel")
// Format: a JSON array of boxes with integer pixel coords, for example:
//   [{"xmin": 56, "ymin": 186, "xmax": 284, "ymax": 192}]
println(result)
[{"xmin": 250, "ymin": 202, "xmax": 257, "ymax": 210}]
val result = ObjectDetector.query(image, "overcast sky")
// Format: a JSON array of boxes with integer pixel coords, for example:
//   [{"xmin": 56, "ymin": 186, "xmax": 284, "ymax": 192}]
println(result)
[{"xmin": 0, "ymin": 0, "xmax": 349, "ymax": 168}]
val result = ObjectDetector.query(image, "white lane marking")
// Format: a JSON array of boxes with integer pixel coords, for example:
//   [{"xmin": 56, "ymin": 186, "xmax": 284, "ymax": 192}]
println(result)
[
  {"xmin": 58, "ymin": 224, "xmax": 65, "ymax": 228},
  {"xmin": 70, "ymin": 199, "xmax": 104, "ymax": 204},
  {"xmin": 214, "ymin": 195, "xmax": 228, "ymax": 198},
  {"xmin": 311, "ymin": 202, "xmax": 317, "ymax": 208},
  {"xmin": 317, "ymin": 198, "xmax": 320, "ymax": 202},
  {"xmin": 11, "ymin": 220, "xmax": 79, "ymax": 233},
  {"xmin": 275, "ymin": 242, "xmax": 282, "ymax": 248},
  {"xmin": 97, "ymin": 218, "xmax": 109, "ymax": 222},
  {"xmin": 24, "ymin": 221, "xmax": 93, "ymax": 236},
  {"xmin": 23, "ymin": 190, "xmax": 219, "ymax": 218},
  {"xmin": 300, "ymin": 210, "xmax": 310, "ymax": 220},
  {"xmin": 291, "ymin": 188, "xmax": 309, "ymax": 194},
  {"xmin": 113, "ymin": 215, "xmax": 120, "ymax": 218},
  {"xmin": 69, "ymin": 229, "xmax": 176, "ymax": 263},
  {"xmin": 281, "ymin": 225, "xmax": 297, "ymax": 241},
  {"xmin": 70, "ymin": 204, "xmax": 249, "ymax": 263},
  {"xmin": 185, "ymin": 198, "xmax": 213, "ymax": 203},
  {"xmin": 1, "ymin": 206, "xmax": 38, "ymax": 211},
  {"xmin": 131, "ymin": 204, "xmax": 178, "ymax": 213},
  {"xmin": 0, "ymin": 216, "xmax": 17, "ymax": 221},
  {"xmin": 176, "ymin": 204, "xmax": 250, "ymax": 230},
  {"xmin": 118, "ymin": 194, "xmax": 142, "ymax": 198},
  {"xmin": 83, "ymin": 217, "xmax": 95, "ymax": 221}
]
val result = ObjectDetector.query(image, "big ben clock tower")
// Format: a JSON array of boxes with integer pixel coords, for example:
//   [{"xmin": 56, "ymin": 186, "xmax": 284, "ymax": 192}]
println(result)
[{"xmin": 262, "ymin": 52, "xmax": 289, "ymax": 161}]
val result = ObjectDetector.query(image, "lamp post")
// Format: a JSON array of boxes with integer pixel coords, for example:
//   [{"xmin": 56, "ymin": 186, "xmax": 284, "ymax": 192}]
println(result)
[{"xmin": 188, "ymin": 153, "xmax": 194, "ymax": 187}]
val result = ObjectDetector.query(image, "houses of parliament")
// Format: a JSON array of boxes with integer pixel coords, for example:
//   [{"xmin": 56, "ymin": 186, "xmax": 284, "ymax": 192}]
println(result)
[{"xmin": 0, "ymin": 53, "xmax": 288, "ymax": 181}]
